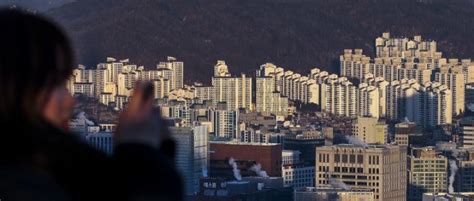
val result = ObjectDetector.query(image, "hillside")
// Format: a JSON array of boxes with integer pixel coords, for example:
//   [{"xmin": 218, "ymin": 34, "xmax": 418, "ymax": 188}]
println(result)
[
  {"xmin": 1, "ymin": 0, "xmax": 73, "ymax": 11},
  {"xmin": 48, "ymin": 0, "xmax": 474, "ymax": 83}
]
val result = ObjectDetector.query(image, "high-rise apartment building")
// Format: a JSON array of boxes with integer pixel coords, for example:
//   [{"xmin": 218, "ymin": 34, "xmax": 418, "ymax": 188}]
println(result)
[
  {"xmin": 358, "ymin": 84, "xmax": 381, "ymax": 118},
  {"xmin": 460, "ymin": 59, "xmax": 474, "ymax": 84},
  {"xmin": 69, "ymin": 57, "xmax": 185, "ymax": 110},
  {"xmin": 117, "ymin": 70, "xmax": 137, "ymax": 96},
  {"xmin": 340, "ymin": 49, "xmax": 371, "ymax": 81},
  {"xmin": 194, "ymin": 83, "xmax": 215, "ymax": 102},
  {"xmin": 337, "ymin": 33, "xmax": 470, "ymax": 127},
  {"xmin": 212, "ymin": 72, "xmax": 252, "ymax": 111},
  {"xmin": 342, "ymin": 47, "xmax": 438, "ymax": 86},
  {"xmin": 320, "ymin": 75, "xmax": 357, "ymax": 117},
  {"xmin": 402, "ymin": 82, "xmax": 423, "ymax": 124},
  {"xmin": 97, "ymin": 57, "xmax": 124, "ymax": 84},
  {"xmin": 384, "ymin": 80, "xmax": 452, "ymax": 128},
  {"xmin": 152, "ymin": 76, "xmax": 170, "ymax": 99},
  {"xmin": 211, "ymin": 108, "xmax": 238, "ymax": 138},
  {"xmin": 425, "ymin": 83, "xmax": 453, "ymax": 126},
  {"xmin": 375, "ymin": 32, "xmax": 438, "ymax": 59},
  {"xmin": 256, "ymin": 77, "xmax": 288, "ymax": 115},
  {"xmin": 435, "ymin": 67, "xmax": 465, "ymax": 115},
  {"xmin": 365, "ymin": 77, "xmax": 390, "ymax": 118},
  {"xmin": 386, "ymin": 80, "xmax": 402, "ymax": 120},
  {"xmin": 71, "ymin": 82, "xmax": 95, "ymax": 97},
  {"xmin": 158, "ymin": 56, "xmax": 184, "ymax": 90},
  {"xmin": 315, "ymin": 144, "xmax": 407, "ymax": 201}
]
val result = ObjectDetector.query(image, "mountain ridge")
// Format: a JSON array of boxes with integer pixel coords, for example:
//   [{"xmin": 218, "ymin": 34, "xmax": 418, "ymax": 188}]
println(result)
[
  {"xmin": 47, "ymin": 0, "xmax": 474, "ymax": 83},
  {"xmin": 0, "ymin": 0, "xmax": 74, "ymax": 11}
]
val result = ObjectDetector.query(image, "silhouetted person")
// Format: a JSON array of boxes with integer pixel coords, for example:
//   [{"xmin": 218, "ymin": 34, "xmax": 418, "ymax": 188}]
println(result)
[{"xmin": 0, "ymin": 8, "xmax": 183, "ymax": 201}]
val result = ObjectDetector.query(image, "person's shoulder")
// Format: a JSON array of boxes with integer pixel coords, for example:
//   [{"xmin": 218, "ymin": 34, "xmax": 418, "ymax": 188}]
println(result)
[
  {"xmin": 0, "ymin": 166, "xmax": 71, "ymax": 201},
  {"xmin": 37, "ymin": 123, "xmax": 109, "ymax": 161}
]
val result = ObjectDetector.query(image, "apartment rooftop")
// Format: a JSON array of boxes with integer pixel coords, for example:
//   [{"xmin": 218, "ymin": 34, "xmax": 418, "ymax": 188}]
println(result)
[
  {"xmin": 295, "ymin": 186, "xmax": 374, "ymax": 193},
  {"xmin": 210, "ymin": 141, "xmax": 280, "ymax": 146}
]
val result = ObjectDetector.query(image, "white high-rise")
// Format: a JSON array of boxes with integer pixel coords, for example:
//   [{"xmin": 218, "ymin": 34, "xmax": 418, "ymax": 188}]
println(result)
[
  {"xmin": 358, "ymin": 84, "xmax": 380, "ymax": 118},
  {"xmin": 158, "ymin": 56, "xmax": 184, "ymax": 90},
  {"xmin": 255, "ymin": 77, "xmax": 288, "ymax": 115},
  {"xmin": 435, "ymin": 67, "xmax": 465, "ymax": 115},
  {"xmin": 152, "ymin": 76, "xmax": 170, "ymax": 99},
  {"xmin": 320, "ymin": 74, "xmax": 357, "ymax": 117},
  {"xmin": 212, "ymin": 68, "xmax": 252, "ymax": 110},
  {"xmin": 425, "ymin": 83, "xmax": 452, "ymax": 126}
]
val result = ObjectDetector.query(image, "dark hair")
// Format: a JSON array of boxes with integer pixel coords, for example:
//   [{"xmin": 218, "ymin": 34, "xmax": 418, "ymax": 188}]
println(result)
[{"xmin": 0, "ymin": 8, "xmax": 74, "ymax": 123}]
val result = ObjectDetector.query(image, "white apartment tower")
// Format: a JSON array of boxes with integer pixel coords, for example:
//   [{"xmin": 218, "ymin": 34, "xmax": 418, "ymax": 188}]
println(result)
[
  {"xmin": 434, "ymin": 67, "xmax": 465, "ymax": 115},
  {"xmin": 321, "ymin": 74, "xmax": 357, "ymax": 117},
  {"xmin": 358, "ymin": 84, "xmax": 381, "ymax": 118},
  {"xmin": 158, "ymin": 56, "xmax": 184, "ymax": 90},
  {"xmin": 425, "ymin": 83, "xmax": 453, "ymax": 126},
  {"xmin": 256, "ymin": 77, "xmax": 288, "ymax": 115},
  {"xmin": 152, "ymin": 76, "xmax": 170, "ymax": 99},
  {"xmin": 212, "ymin": 69, "xmax": 252, "ymax": 110}
]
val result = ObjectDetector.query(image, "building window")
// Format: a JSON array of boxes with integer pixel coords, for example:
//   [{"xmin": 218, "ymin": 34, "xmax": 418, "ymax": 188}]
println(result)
[
  {"xmin": 350, "ymin": 155, "xmax": 356, "ymax": 163},
  {"xmin": 357, "ymin": 155, "xmax": 363, "ymax": 164},
  {"xmin": 342, "ymin": 154, "xmax": 348, "ymax": 163}
]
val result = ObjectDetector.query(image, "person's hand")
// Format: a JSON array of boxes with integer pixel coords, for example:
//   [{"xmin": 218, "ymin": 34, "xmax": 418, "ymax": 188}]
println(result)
[{"xmin": 115, "ymin": 82, "xmax": 164, "ymax": 149}]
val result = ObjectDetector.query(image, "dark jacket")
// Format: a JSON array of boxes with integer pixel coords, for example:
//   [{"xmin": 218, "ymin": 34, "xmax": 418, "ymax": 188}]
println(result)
[{"xmin": 0, "ymin": 122, "xmax": 183, "ymax": 201}]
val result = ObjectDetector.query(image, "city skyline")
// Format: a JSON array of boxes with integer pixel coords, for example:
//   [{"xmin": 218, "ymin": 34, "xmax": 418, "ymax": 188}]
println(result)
[
  {"xmin": 68, "ymin": 31, "xmax": 474, "ymax": 200},
  {"xmin": 67, "ymin": 32, "xmax": 474, "ymax": 119},
  {"xmin": 4, "ymin": 2, "xmax": 474, "ymax": 201}
]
